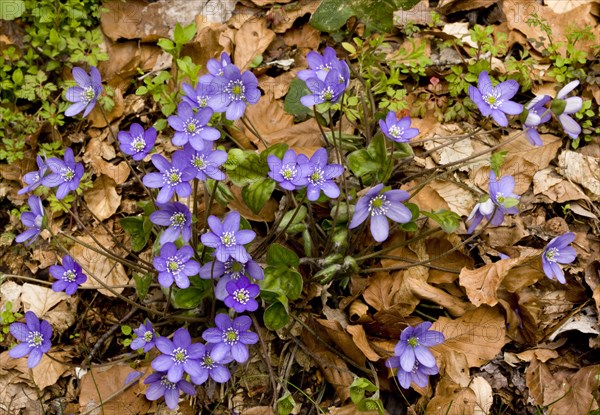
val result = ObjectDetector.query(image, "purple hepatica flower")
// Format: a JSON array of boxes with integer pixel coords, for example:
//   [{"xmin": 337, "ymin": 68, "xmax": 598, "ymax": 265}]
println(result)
[
  {"xmin": 206, "ymin": 52, "xmax": 232, "ymax": 77},
  {"xmin": 268, "ymin": 149, "xmax": 307, "ymax": 191},
  {"xmin": 348, "ymin": 184, "xmax": 412, "ymax": 243},
  {"xmin": 143, "ymin": 153, "xmax": 195, "ymax": 204},
  {"xmin": 300, "ymin": 69, "xmax": 346, "ymax": 107},
  {"xmin": 168, "ymin": 103, "xmax": 220, "ymax": 151},
  {"xmin": 523, "ymin": 95, "xmax": 552, "ymax": 146},
  {"xmin": 542, "ymin": 232, "xmax": 576, "ymax": 284},
  {"xmin": 181, "ymin": 76, "xmax": 218, "ymax": 110},
  {"xmin": 553, "ymin": 80, "xmax": 583, "ymax": 139},
  {"xmin": 298, "ymin": 46, "xmax": 350, "ymax": 88},
  {"xmin": 202, "ymin": 314, "xmax": 258, "ymax": 363},
  {"xmin": 150, "ymin": 202, "xmax": 192, "ymax": 244},
  {"xmin": 466, "ymin": 171, "xmax": 520, "ymax": 234},
  {"xmin": 392, "ymin": 322, "xmax": 444, "ymax": 373},
  {"xmin": 179, "ymin": 144, "xmax": 227, "ymax": 181},
  {"xmin": 153, "ymin": 242, "xmax": 200, "ymax": 289},
  {"xmin": 118, "ymin": 123, "xmax": 156, "ymax": 161},
  {"xmin": 18, "ymin": 155, "xmax": 48, "ymax": 195},
  {"xmin": 189, "ymin": 343, "xmax": 232, "ymax": 386},
  {"xmin": 379, "ymin": 111, "xmax": 420, "ymax": 143},
  {"xmin": 296, "ymin": 148, "xmax": 343, "ymax": 201},
  {"xmin": 387, "ymin": 360, "xmax": 440, "ymax": 389},
  {"xmin": 207, "ymin": 64, "xmax": 261, "ymax": 121},
  {"xmin": 49, "ymin": 255, "xmax": 87, "ymax": 295},
  {"xmin": 9, "ymin": 311, "xmax": 52, "ymax": 368},
  {"xmin": 152, "ymin": 327, "xmax": 204, "ymax": 383},
  {"xmin": 144, "ymin": 371, "xmax": 196, "ymax": 411},
  {"xmin": 65, "ymin": 66, "xmax": 102, "ymax": 117},
  {"xmin": 201, "ymin": 211, "xmax": 256, "ymax": 263},
  {"xmin": 468, "ymin": 71, "xmax": 523, "ymax": 127},
  {"xmin": 131, "ymin": 320, "xmax": 157, "ymax": 353},
  {"xmin": 224, "ymin": 276, "xmax": 260, "ymax": 313},
  {"xmin": 42, "ymin": 148, "xmax": 84, "ymax": 200},
  {"xmin": 200, "ymin": 258, "xmax": 264, "ymax": 301},
  {"xmin": 15, "ymin": 195, "xmax": 45, "ymax": 246}
]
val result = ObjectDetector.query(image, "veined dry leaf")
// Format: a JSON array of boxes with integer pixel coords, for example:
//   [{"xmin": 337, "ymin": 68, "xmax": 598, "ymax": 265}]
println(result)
[
  {"xmin": 84, "ymin": 175, "xmax": 121, "ymax": 221},
  {"xmin": 303, "ymin": 323, "xmax": 353, "ymax": 401},
  {"xmin": 70, "ymin": 233, "xmax": 129, "ymax": 297},
  {"xmin": 558, "ymin": 150, "xmax": 600, "ymax": 200},
  {"xmin": 316, "ymin": 318, "xmax": 366, "ymax": 366},
  {"xmin": 526, "ymin": 358, "xmax": 567, "ymax": 407},
  {"xmin": 422, "ymin": 124, "xmax": 478, "ymax": 170},
  {"xmin": 437, "ymin": 0, "xmax": 497, "ymax": 14},
  {"xmin": 20, "ymin": 283, "xmax": 67, "ymax": 318},
  {"xmin": 440, "ymin": 349, "xmax": 470, "ymax": 387},
  {"xmin": 428, "ymin": 180, "xmax": 476, "ymax": 217},
  {"xmin": 545, "ymin": 0, "xmax": 597, "ymax": 14},
  {"xmin": 431, "ymin": 306, "xmax": 507, "ymax": 368},
  {"xmin": 514, "ymin": 348, "xmax": 559, "ymax": 363},
  {"xmin": 259, "ymin": 70, "xmax": 300, "ymax": 100},
  {"xmin": 31, "ymin": 352, "xmax": 70, "ymax": 390},
  {"xmin": 533, "ymin": 168, "xmax": 589, "ymax": 203},
  {"xmin": 470, "ymin": 377, "xmax": 493, "ymax": 415},
  {"xmin": 234, "ymin": 19, "xmax": 275, "ymax": 71},
  {"xmin": 269, "ymin": 0, "xmax": 321, "ymax": 33},
  {"xmin": 346, "ymin": 325, "xmax": 380, "ymax": 361}
]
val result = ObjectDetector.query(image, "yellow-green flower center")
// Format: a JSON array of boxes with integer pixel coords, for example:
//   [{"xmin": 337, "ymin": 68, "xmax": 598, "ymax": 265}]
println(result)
[{"xmin": 408, "ymin": 337, "xmax": 419, "ymax": 347}]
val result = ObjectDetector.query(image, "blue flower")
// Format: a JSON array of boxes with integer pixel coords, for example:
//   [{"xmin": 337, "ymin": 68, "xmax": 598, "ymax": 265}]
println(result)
[
  {"xmin": 168, "ymin": 103, "xmax": 220, "ymax": 150},
  {"xmin": 468, "ymin": 71, "xmax": 523, "ymax": 127},
  {"xmin": 18, "ymin": 155, "xmax": 48, "ymax": 195},
  {"xmin": 144, "ymin": 371, "xmax": 196, "ymax": 410},
  {"xmin": 15, "ymin": 195, "xmax": 45, "ymax": 246},
  {"xmin": 189, "ymin": 343, "xmax": 232, "ymax": 386},
  {"xmin": 178, "ymin": 144, "xmax": 227, "ymax": 181},
  {"xmin": 523, "ymin": 95, "xmax": 551, "ymax": 146},
  {"xmin": 267, "ymin": 149, "xmax": 307, "ymax": 191},
  {"xmin": 49, "ymin": 255, "xmax": 87, "ymax": 295},
  {"xmin": 199, "ymin": 258, "xmax": 264, "ymax": 301},
  {"xmin": 201, "ymin": 211, "xmax": 256, "ymax": 263},
  {"xmin": 118, "ymin": 123, "xmax": 156, "ymax": 161},
  {"xmin": 181, "ymin": 76, "xmax": 217, "ymax": 110},
  {"xmin": 149, "ymin": 202, "xmax": 192, "ymax": 244},
  {"xmin": 151, "ymin": 327, "xmax": 204, "ymax": 383},
  {"xmin": 41, "ymin": 148, "xmax": 84, "ymax": 200},
  {"xmin": 206, "ymin": 64, "xmax": 261, "ymax": 120},
  {"xmin": 348, "ymin": 184, "xmax": 412, "ymax": 242},
  {"xmin": 296, "ymin": 148, "xmax": 343, "ymax": 201},
  {"xmin": 202, "ymin": 314, "xmax": 258, "ymax": 363},
  {"xmin": 9, "ymin": 311, "xmax": 53, "ymax": 368},
  {"xmin": 553, "ymin": 80, "xmax": 583, "ymax": 139},
  {"xmin": 298, "ymin": 47, "xmax": 350, "ymax": 88},
  {"xmin": 300, "ymin": 69, "xmax": 346, "ymax": 107},
  {"xmin": 153, "ymin": 242, "xmax": 200, "ymax": 289},
  {"xmin": 542, "ymin": 232, "xmax": 576, "ymax": 284},
  {"xmin": 224, "ymin": 276, "xmax": 260, "ymax": 313},
  {"xmin": 206, "ymin": 52, "xmax": 232, "ymax": 76},
  {"xmin": 379, "ymin": 112, "xmax": 419, "ymax": 143},
  {"xmin": 130, "ymin": 320, "xmax": 157, "ymax": 353},
  {"xmin": 142, "ymin": 153, "xmax": 195, "ymax": 203},
  {"xmin": 65, "ymin": 66, "xmax": 102, "ymax": 117}
]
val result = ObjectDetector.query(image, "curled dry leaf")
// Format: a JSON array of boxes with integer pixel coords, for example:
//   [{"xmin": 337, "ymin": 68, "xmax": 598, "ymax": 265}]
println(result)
[
  {"xmin": 83, "ymin": 175, "xmax": 121, "ymax": 222},
  {"xmin": 346, "ymin": 324, "xmax": 380, "ymax": 362},
  {"xmin": 431, "ymin": 306, "xmax": 507, "ymax": 368},
  {"xmin": 533, "ymin": 168, "xmax": 589, "ymax": 203},
  {"xmin": 558, "ymin": 150, "xmax": 600, "ymax": 201},
  {"xmin": 234, "ymin": 18, "xmax": 275, "ymax": 71},
  {"xmin": 20, "ymin": 283, "xmax": 67, "ymax": 318}
]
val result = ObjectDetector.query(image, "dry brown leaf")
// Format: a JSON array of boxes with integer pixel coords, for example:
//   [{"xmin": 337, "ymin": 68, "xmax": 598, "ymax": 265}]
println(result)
[
  {"xmin": 545, "ymin": 0, "xmax": 597, "ymax": 13},
  {"xmin": 228, "ymin": 185, "xmax": 277, "ymax": 222},
  {"xmin": 428, "ymin": 180, "xmax": 476, "ymax": 217},
  {"xmin": 84, "ymin": 175, "xmax": 121, "ymax": 221},
  {"xmin": 558, "ymin": 150, "xmax": 600, "ymax": 200},
  {"xmin": 525, "ymin": 358, "xmax": 567, "ymax": 407},
  {"xmin": 79, "ymin": 364, "xmax": 151, "ymax": 414},
  {"xmin": 426, "ymin": 238, "xmax": 473, "ymax": 284},
  {"xmin": 31, "ymin": 352, "xmax": 69, "ymax": 390},
  {"xmin": 431, "ymin": 306, "xmax": 507, "ymax": 368},
  {"xmin": 234, "ymin": 19, "xmax": 275, "ymax": 71},
  {"xmin": 515, "ymin": 348, "xmax": 559, "ymax": 363},
  {"xmin": 440, "ymin": 349, "xmax": 470, "ymax": 387},
  {"xmin": 303, "ymin": 323, "xmax": 353, "ymax": 401},
  {"xmin": 70, "ymin": 233, "xmax": 129, "ymax": 297},
  {"xmin": 259, "ymin": 70, "xmax": 300, "ymax": 100},
  {"xmin": 425, "ymin": 377, "xmax": 476, "ymax": 415},
  {"xmin": 437, "ymin": 0, "xmax": 497, "ymax": 14},
  {"xmin": 269, "ymin": 0, "xmax": 321, "ymax": 33},
  {"xmin": 459, "ymin": 259, "xmax": 517, "ymax": 307},
  {"xmin": 241, "ymin": 407, "xmax": 276, "ymax": 415},
  {"xmin": 316, "ymin": 318, "xmax": 366, "ymax": 366},
  {"xmin": 20, "ymin": 283, "xmax": 67, "ymax": 318},
  {"xmin": 283, "ymin": 23, "xmax": 321, "ymax": 49},
  {"xmin": 346, "ymin": 325, "xmax": 380, "ymax": 361},
  {"xmin": 422, "ymin": 124, "xmax": 478, "ymax": 170},
  {"xmin": 533, "ymin": 167, "xmax": 590, "ymax": 203}
]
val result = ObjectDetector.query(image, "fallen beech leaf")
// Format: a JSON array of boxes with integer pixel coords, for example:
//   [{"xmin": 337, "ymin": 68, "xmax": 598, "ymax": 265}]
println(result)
[
  {"xmin": 431, "ymin": 306, "xmax": 507, "ymax": 368},
  {"xmin": 459, "ymin": 258, "xmax": 520, "ymax": 307},
  {"xmin": 533, "ymin": 168, "xmax": 589, "ymax": 203},
  {"xmin": 316, "ymin": 318, "xmax": 366, "ymax": 366},
  {"xmin": 70, "ymin": 233, "xmax": 129, "ymax": 297},
  {"xmin": 514, "ymin": 348, "xmax": 559, "ymax": 363},
  {"xmin": 20, "ymin": 283, "xmax": 67, "ymax": 318},
  {"xmin": 31, "ymin": 352, "xmax": 69, "ymax": 390},
  {"xmin": 470, "ymin": 377, "xmax": 493, "ymax": 415},
  {"xmin": 526, "ymin": 358, "xmax": 566, "ymax": 407},
  {"xmin": 234, "ymin": 19, "xmax": 275, "ymax": 71},
  {"xmin": 545, "ymin": 0, "xmax": 596, "ymax": 14},
  {"xmin": 558, "ymin": 150, "xmax": 600, "ymax": 200},
  {"xmin": 346, "ymin": 325, "xmax": 380, "ymax": 361},
  {"xmin": 428, "ymin": 180, "xmax": 476, "ymax": 217},
  {"xmin": 84, "ymin": 175, "xmax": 121, "ymax": 221}
]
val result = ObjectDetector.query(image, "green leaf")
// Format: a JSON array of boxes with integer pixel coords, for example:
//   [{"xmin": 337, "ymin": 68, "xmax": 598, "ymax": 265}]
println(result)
[
  {"xmin": 490, "ymin": 151, "xmax": 508, "ymax": 176},
  {"xmin": 284, "ymin": 78, "xmax": 312, "ymax": 118},
  {"xmin": 242, "ymin": 178, "xmax": 276, "ymax": 214},
  {"xmin": 277, "ymin": 206, "xmax": 307, "ymax": 234},
  {"xmin": 157, "ymin": 38, "xmax": 175, "ymax": 53},
  {"xmin": 173, "ymin": 22, "xmax": 196, "ymax": 46},
  {"xmin": 172, "ymin": 287, "xmax": 204, "ymax": 309},
  {"xmin": 260, "ymin": 266, "xmax": 303, "ymax": 300},
  {"xmin": 0, "ymin": 0, "xmax": 24, "ymax": 20},
  {"xmin": 121, "ymin": 325, "xmax": 132, "ymax": 335},
  {"xmin": 356, "ymin": 397, "xmax": 385, "ymax": 414},
  {"xmin": 261, "ymin": 143, "xmax": 289, "ymax": 161},
  {"xmin": 347, "ymin": 149, "xmax": 382, "ymax": 178},
  {"xmin": 277, "ymin": 392, "xmax": 296, "ymax": 415},
  {"xmin": 421, "ymin": 209, "xmax": 461, "ymax": 233},
  {"xmin": 133, "ymin": 272, "xmax": 153, "ymax": 302},
  {"xmin": 12, "ymin": 68, "xmax": 23, "ymax": 85},
  {"xmin": 119, "ymin": 217, "xmax": 151, "ymax": 252},
  {"xmin": 263, "ymin": 299, "xmax": 290, "ymax": 331},
  {"xmin": 226, "ymin": 152, "xmax": 268, "ymax": 186},
  {"xmin": 266, "ymin": 244, "xmax": 300, "ymax": 267},
  {"xmin": 501, "ymin": 196, "xmax": 519, "ymax": 209},
  {"xmin": 310, "ymin": 0, "xmax": 354, "ymax": 32}
]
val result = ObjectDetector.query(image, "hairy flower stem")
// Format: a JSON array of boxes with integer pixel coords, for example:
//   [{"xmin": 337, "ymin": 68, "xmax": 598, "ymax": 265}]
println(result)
[
  {"xmin": 241, "ymin": 115, "xmax": 268, "ymax": 148},
  {"xmin": 313, "ymin": 105, "xmax": 331, "ymax": 146}
]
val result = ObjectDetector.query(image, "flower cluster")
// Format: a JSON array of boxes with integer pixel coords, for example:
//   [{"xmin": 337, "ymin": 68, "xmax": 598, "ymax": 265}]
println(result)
[
  {"xmin": 299, "ymin": 47, "xmax": 350, "ymax": 107},
  {"xmin": 466, "ymin": 171, "xmax": 520, "ymax": 234},
  {"xmin": 385, "ymin": 322, "xmax": 444, "ymax": 389}
]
